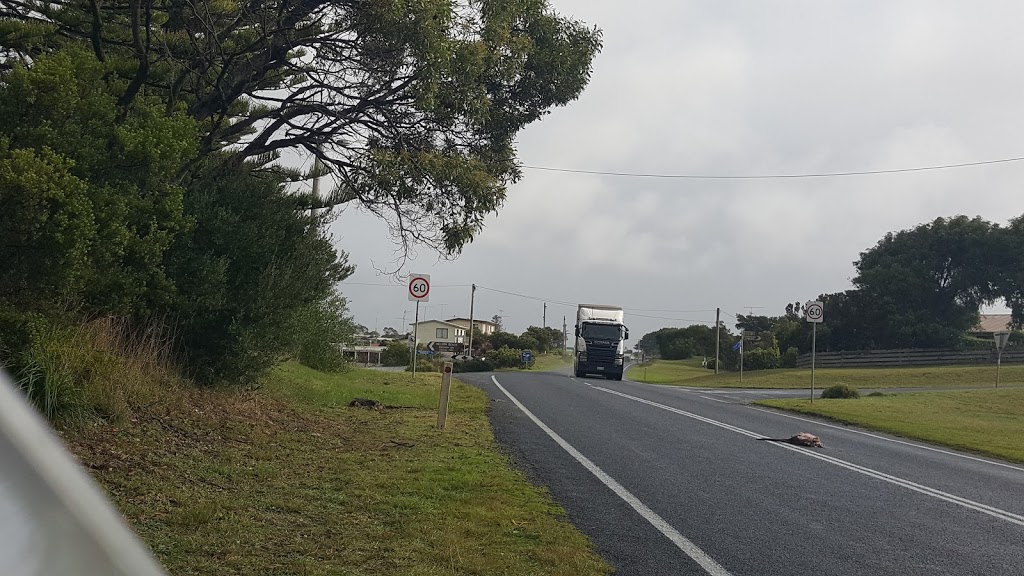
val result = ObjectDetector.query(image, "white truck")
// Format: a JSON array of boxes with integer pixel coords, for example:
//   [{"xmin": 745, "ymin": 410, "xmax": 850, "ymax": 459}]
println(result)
[{"xmin": 574, "ymin": 304, "xmax": 629, "ymax": 380}]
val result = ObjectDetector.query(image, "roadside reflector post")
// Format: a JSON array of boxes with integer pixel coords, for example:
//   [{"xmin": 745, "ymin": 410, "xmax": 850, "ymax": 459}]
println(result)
[{"xmin": 437, "ymin": 362, "xmax": 453, "ymax": 430}]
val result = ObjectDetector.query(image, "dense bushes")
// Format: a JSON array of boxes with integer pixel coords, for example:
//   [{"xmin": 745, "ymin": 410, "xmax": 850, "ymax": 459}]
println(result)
[
  {"xmin": 782, "ymin": 347, "xmax": 800, "ymax": 368},
  {"xmin": 821, "ymin": 384, "xmax": 860, "ymax": 399},
  {"xmin": 381, "ymin": 340, "xmax": 411, "ymax": 367},
  {"xmin": 2, "ymin": 316, "xmax": 183, "ymax": 423},
  {"xmin": 743, "ymin": 348, "xmax": 780, "ymax": 371}
]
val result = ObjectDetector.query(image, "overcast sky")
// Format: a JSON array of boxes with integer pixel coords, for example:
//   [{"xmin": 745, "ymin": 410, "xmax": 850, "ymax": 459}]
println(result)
[{"xmin": 329, "ymin": 0, "xmax": 1024, "ymax": 339}]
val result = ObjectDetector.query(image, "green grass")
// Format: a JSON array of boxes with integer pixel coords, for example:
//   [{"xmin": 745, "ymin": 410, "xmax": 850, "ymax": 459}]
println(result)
[
  {"xmin": 530, "ymin": 354, "xmax": 573, "ymax": 372},
  {"xmin": 757, "ymin": 389, "xmax": 1024, "ymax": 464},
  {"xmin": 67, "ymin": 362, "xmax": 610, "ymax": 575},
  {"xmin": 627, "ymin": 359, "xmax": 1024, "ymax": 389},
  {"xmin": 627, "ymin": 358, "xmax": 708, "ymax": 383}
]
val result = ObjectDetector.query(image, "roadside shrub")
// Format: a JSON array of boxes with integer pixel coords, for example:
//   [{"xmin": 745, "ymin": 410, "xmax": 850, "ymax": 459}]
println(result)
[
  {"xmin": 781, "ymin": 347, "xmax": 800, "ymax": 368},
  {"xmin": 744, "ymin": 347, "xmax": 780, "ymax": 371},
  {"xmin": 5, "ymin": 315, "xmax": 183, "ymax": 423},
  {"xmin": 489, "ymin": 346, "xmax": 525, "ymax": 369},
  {"xmin": 290, "ymin": 294, "xmax": 356, "ymax": 373},
  {"xmin": 380, "ymin": 340, "xmax": 410, "ymax": 367},
  {"xmin": 821, "ymin": 384, "xmax": 860, "ymax": 399},
  {"xmin": 454, "ymin": 358, "xmax": 496, "ymax": 373},
  {"xmin": 407, "ymin": 356, "xmax": 444, "ymax": 372},
  {"xmin": 956, "ymin": 336, "xmax": 997, "ymax": 351}
]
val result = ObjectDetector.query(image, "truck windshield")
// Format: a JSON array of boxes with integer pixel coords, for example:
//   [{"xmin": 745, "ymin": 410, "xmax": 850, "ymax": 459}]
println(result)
[{"xmin": 581, "ymin": 323, "xmax": 621, "ymax": 340}]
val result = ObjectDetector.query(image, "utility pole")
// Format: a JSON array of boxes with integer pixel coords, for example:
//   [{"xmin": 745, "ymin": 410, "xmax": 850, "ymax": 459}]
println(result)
[
  {"xmin": 543, "ymin": 303, "xmax": 547, "ymax": 329},
  {"xmin": 563, "ymin": 316, "xmax": 568, "ymax": 353},
  {"xmin": 715, "ymin": 307, "xmax": 721, "ymax": 375},
  {"xmin": 468, "ymin": 284, "xmax": 476, "ymax": 358}
]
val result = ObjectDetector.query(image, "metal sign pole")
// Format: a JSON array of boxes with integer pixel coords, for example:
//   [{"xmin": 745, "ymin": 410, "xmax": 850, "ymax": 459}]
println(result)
[
  {"xmin": 412, "ymin": 300, "xmax": 420, "ymax": 378},
  {"xmin": 997, "ymin": 348, "xmax": 1002, "ymax": 389},
  {"xmin": 811, "ymin": 322, "xmax": 817, "ymax": 403},
  {"xmin": 740, "ymin": 340, "xmax": 744, "ymax": 383}
]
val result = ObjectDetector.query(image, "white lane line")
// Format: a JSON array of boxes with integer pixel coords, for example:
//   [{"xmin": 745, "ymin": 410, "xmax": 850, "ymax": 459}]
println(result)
[
  {"xmin": 490, "ymin": 376, "xmax": 732, "ymax": 576},
  {"xmin": 590, "ymin": 385, "xmax": 1024, "ymax": 528},
  {"xmin": 699, "ymin": 395, "xmax": 730, "ymax": 404},
  {"xmin": 746, "ymin": 406, "xmax": 1024, "ymax": 473}
]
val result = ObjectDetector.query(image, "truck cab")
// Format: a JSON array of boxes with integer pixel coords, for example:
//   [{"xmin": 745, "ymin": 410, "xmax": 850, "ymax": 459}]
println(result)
[{"xmin": 575, "ymin": 305, "xmax": 629, "ymax": 380}]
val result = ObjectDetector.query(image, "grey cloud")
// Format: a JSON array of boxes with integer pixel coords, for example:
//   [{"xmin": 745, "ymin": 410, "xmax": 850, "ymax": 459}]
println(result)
[{"xmin": 330, "ymin": 0, "xmax": 1024, "ymax": 339}]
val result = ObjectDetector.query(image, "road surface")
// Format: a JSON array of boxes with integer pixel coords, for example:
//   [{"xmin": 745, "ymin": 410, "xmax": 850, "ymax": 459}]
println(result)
[{"xmin": 457, "ymin": 369, "xmax": 1024, "ymax": 575}]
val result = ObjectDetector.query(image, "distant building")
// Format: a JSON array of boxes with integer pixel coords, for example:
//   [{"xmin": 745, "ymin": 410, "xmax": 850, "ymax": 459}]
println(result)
[
  {"xmin": 971, "ymin": 314, "xmax": 1014, "ymax": 337},
  {"xmin": 447, "ymin": 317, "xmax": 498, "ymax": 336},
  {"xmin": 409, "ymin": 320, "xmax": 467, "ymax": 346}
]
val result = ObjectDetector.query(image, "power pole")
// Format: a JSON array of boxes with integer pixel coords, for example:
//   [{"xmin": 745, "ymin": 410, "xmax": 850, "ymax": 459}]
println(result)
[
  {"xmin": 468, "ymin": 284, "xmax": 476, "ymax": 358},
  {"xmin": 563, "ymin": 316, "xmax": 568, "ymax": 353},
  {"xmin": 715, "ymin": 307, "xmax": 721, "ymax": 375},
  {"xmin": 543, "ymin": 303, "xmax": 547, "ymax": 329}
]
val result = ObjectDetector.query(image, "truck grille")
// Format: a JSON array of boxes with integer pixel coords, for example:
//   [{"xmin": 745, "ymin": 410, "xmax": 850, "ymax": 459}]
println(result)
[{"xmin": 586, "ymin": 344, "xmax": 617, "ymax": 364}]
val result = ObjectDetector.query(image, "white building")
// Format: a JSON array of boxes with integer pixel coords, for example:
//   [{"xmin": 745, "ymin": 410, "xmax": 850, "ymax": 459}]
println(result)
[
  {"xmin": 446, "ymin": 317, "xmax": 499, "ymax": 336},
  {"xmin": 409, "ymin": 320, "xmax": 467, "ymax": 346}
]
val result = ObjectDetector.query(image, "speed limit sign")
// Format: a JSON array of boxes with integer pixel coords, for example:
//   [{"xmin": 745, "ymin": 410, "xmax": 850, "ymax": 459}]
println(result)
[
  {"xmin": 408, "ymin": 274, "xmax": 430, "ymax": 302},
  {"xmin": 805, "ymin": 301, "xmax": 824, "ymax": 323}
]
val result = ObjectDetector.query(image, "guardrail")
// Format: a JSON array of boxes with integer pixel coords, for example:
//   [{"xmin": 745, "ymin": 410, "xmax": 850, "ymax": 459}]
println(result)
[{"xmin": 795, "ymin": 347, "xmax": 1024, "ymax": 369}]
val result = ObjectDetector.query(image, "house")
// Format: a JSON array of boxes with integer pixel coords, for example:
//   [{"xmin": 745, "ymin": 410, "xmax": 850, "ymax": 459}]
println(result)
[
  {"xmin": 409, "ymin": 320, "xmax": 467, "ymax": 346},
  {"xmin": 447, "ymin": 317, "xmax": 498, "ymax": 336},
  {"xmin": 971, "ymin": 314, "xmax": 1014, "ymax": 337}
]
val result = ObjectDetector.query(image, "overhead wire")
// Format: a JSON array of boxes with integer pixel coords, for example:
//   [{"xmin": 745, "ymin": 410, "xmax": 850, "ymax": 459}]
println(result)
[
  {"xmin": 520, "ymin": 155, "xmax": 1024, "ymax": 180},
  {"xmin": 475, "ymin": 285, "xmax": 716, "ymax": 324},
  {"xmin": 342, "ymin": 283, "xmax": 722, "ymax": 324}
]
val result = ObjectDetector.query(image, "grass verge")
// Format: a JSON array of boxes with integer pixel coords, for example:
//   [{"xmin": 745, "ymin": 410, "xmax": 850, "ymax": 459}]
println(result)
[
  {"xmin": 530, "ymin": 354, "xmax": 573, "ymax": 372},
  {"xmin": 627, "ymin": 359, "xmax": 1024, "ymax": 389},
  {"xmin": 626, "ymin": 358, "xmax": 707, "ymax": 384},
  {"xmin": 757, "ymin": 389, "xmax": 1024, "ymax": 464},
  {"xmin": 64, "ymin": 362, "xmax": 610, "ymax": 575}
]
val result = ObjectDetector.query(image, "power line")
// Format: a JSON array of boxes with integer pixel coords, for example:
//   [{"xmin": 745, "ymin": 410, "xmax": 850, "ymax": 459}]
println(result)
[
  {"xmin": 342, "ymin": 282, "xmax": 472, "ymax": 288},
  {"xmin": 476, "ymin": 285, "xmax": 716, "ymax": 324},
  {"xmin": 521, "ymin": 154, "xmax": 1024, "ymax": 180}
]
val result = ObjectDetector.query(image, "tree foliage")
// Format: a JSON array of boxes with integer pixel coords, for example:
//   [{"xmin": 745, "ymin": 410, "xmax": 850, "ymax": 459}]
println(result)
[
  {"xmin": 1, "ymin": 0, "xmax": 601, "ymax": 396},
  {"xmin": 1, "ymin": 0, "xmax": 602, "ymax": 254}
]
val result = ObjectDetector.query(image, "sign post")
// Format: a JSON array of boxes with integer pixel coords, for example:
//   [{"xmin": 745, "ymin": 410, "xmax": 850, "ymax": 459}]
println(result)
[
  {"xmin": 521, "ymin": 350, "xmax": 533, "ymax": 368},
  {"xmin": 437, "ymin": 362, "xmax": 453, "ymax": 430},
  {"xmin": 408, "ymin": 274, "xmax": 431, "ymax": 378},
  {"xmin": 805, "ymin": 301, "xmax": 824, "ymax": 403},
  {"xmin": 994, "ymin": 331, "xmax": 1011, "ymax": 388}
]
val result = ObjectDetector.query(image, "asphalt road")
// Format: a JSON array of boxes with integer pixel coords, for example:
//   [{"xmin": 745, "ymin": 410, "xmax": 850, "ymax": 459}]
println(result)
[{"xmin": 457, "ymin": 369, "xmax": 1024, "ymax": 576}]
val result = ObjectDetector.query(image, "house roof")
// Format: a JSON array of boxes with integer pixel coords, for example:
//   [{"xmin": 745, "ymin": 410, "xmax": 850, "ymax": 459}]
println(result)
[
  {"xmin": 409, "ymin": 319, "xmax": 465, "ymax": 329},
  {"xmin": 973, "ymin": 314, "xmax": 1013, "ymax": 333},
  {"xmin": 447, "ymin": 317, "xmax": 498, "ymax": 326}
]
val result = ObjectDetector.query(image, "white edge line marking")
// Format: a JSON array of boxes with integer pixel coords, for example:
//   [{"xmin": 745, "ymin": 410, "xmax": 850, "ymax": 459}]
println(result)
[
  {"xmin": 490, "ymin": 376, "xmax": 731, "ymax": 576},
  {"xmin": 746, "ymin": 406, "xmax": 1024, "ymax": 473},
  {"xmin": 699, "ymin": 395, "xmax": 730, "ymax": 404},
  {"xmin": 591, "ymin": 385, "xmax": 1024, "ymax": 528}
]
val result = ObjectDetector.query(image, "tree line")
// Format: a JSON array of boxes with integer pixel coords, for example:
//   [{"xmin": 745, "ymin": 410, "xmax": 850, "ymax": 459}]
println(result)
[
  {"xmin": 0, "ymin": 0, "xmax": 601, "ymax": 413},
  {"xmin": 639, "ymin": 215, "xmax": 1024, "ymax": 370}
]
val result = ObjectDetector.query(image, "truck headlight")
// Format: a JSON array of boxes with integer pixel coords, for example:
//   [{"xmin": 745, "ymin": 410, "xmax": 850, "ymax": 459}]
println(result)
[
  {"xmin": 615, "ymin": 356, "xmax": 623, "ymax": 365},
  {"xmin": 579, "ymin": 353, "xmax": 587, "ymax": 362}
]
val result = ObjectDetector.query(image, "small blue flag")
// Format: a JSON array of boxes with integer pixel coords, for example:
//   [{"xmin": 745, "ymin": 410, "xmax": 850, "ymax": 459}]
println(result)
[{"xmin": 732, "ymin": 341, "xmax": 742, "ymax": 351}]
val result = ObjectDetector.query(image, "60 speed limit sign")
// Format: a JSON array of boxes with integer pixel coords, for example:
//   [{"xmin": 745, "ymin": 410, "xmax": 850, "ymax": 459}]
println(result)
[
  {"xmin": 408, "ymin": 274, "xmax": 430, "ymax": 302},
  {"xmin": 805, "ymin": 301, "xmax": 824, "ymax": 323}
]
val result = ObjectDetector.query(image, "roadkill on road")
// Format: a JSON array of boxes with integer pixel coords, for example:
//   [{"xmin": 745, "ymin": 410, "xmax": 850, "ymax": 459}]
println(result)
[{"xmin": 757, "ymin": 432, "xmax": 824, "ymax": 448}]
